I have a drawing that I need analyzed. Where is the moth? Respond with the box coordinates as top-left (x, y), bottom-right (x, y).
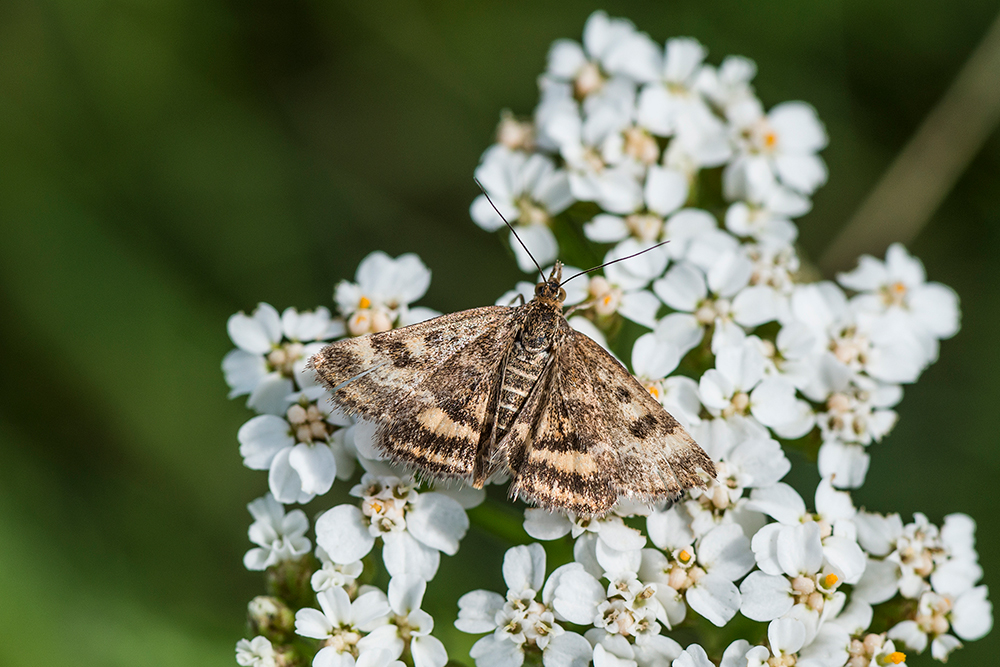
top-left (310, 260), bottom-right (716, 516)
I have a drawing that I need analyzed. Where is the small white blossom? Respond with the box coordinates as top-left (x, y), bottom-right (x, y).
top-left (243, 494), bottom-right (310, 571)
top-left (315, 473), bottom-right (469, 581)
top-left (236, 636), bottom-right (277, 667)
top-left (295, 586), bottom-right (399, 667)
top-left (457, 544), bottom-right (592, 667)
top-left (223, 303), bottom-right (339, 414)
top-left (335, 251), bottom-right (437, 336)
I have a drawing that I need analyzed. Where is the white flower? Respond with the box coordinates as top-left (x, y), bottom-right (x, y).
top-left (236, 636), bottom-right (277, 667)
top-left (315, 473), bottom-right (469, 581)
top-left (312, 548), bottom-right (364, 592)
top-left (471, 146), bottom-right (574, 272)
top-left (838, 242), bottom-right (960, 351)
top-left (726, 100), bottom-right (828, 198)
top-left (243, 494), bottom-right (310, 571)
top-left (739, 519), bottom-right (846, 622)
top-left (549, 539), bottom-right (668, 644)
top-left (585, 239), bottom-right (668, 328)
top-left (544, 11), bottom-right (646, 95)
top-left (457, 544), bottom-right (592, 667)
top-left (295, 586), bottom-right (399, 667)
top-left (640, 522), bottom-right (755, 626)
top-left (238, 400), bottom-right (356, 504)
top-left (746, 479), bottom-right (866, 584)
top-left (386, 575), bottom-right (449, 667)
top-left (335, 251), bottom-right (437, 335)
top-left (635, 38), bottom-right (712, 138)
top-left (223, 303), bottom-right (338, 414)
top-left (698, 338), bottom-right (808, 435)
top-left (887, 586), bottom-right (992, 661)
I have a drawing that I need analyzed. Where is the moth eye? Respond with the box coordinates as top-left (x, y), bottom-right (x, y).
top-left (534, 283), bottom-right (544, 295)
top-left (558, 288), bottom-right (567, 302)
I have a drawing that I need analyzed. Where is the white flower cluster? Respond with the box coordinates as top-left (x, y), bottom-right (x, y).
top-left (224, 252), bottom-right (462, 667)
top-left (455, 9), bottom-right (988, 667)
top-left (224, 11), bottom-right (989, 667)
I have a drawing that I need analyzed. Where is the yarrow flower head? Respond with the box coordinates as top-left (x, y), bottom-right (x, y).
top-left (225, 11), bottom-right (990, 667)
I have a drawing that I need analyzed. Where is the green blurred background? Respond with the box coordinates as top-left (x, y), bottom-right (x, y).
top-left (1, 1), bottom-right (998, 665)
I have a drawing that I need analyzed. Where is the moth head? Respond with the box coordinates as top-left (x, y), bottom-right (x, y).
top-left (534, 262), bottom-right (566, 303)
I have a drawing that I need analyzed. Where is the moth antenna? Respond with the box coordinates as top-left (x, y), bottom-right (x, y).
top-left (474, 178), bottom-right (546, 282)
top-left (559, 240), bottom-right (671, 287)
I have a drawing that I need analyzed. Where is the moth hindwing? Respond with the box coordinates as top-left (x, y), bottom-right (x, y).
top-left (310, 262), bottom-right (716, 516)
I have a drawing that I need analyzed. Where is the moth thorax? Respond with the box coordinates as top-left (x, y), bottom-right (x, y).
top-left (520, 307), bottom-right (559, 353)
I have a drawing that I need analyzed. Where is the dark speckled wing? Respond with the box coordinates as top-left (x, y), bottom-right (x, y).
top-left (311, 305), bottom-right (523, 479)
top-left (509, 325), bottom-right (715, 516)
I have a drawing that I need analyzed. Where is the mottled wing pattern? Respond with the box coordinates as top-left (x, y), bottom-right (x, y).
top-left (510, 324), bottom-right (715, 515)
top-left (311, 306), bottom-right (521, 479)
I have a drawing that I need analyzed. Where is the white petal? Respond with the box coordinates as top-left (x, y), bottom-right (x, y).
top-left (317, 586), bottom-right (354, 625)
top-left (268, 447), bottom-right (304, 504)
top-left (598, 519), bottom-right (647, 552)
top-left (470, 633), bottom-right (524, 667)
top-left (852, 512), bottom-right (902, 557)
top-left (732, 286), bottom-right (779, 327)
top-left (777, 523), bottom-right (823, 576)
top-left (740, 572), bottom-right (793, 621)
top-left (750, 523), bottom-right (784, 575)
top-left (619, 290), bottom-right (663, 330)
top-left (646, 506), bottom-right (695, 551)
top-left (632, 333), bottom-right (680, 379)
top-left (931, 634), bottom-right (963, 662)
top-left (524, 509), bottom-right (573, 540)
top-left (288, 443), bottom-right (336, 496)
top-left (382, 531), bottom-right (440, 580)
top-left (223, 348), bottom-right (269, 396)
top-left (512, 226), bottom-right (559, 274)
top-left (406, 493), bottom-right (469, 555)
top-left (768, 102), bottom-right (827, 152)
top-left (746, 483), bottom-right (805, 525)
top-left (817, 442), bottom-right (870, 489)
top-left (887, 620), bottom-right (927, 654)
top-left (822, 536), bottom-right (866, 584)
top-left (455, 589), bottom-right (506, 633)
top-left (503, 543), bottom-right (547, 593)
top-left (593, 643), bottom-right (636, 667)
top-left (654, 313), bottom-right (703, 357)
top-left (248, 374), bottom-right (295, 415)
top-left (228, 303), bottom-right (281, 353)
top-left (315, 505), bottom-right (376, 564)
top-left (295, 607), bottom-right (334, 639)
top-left (595, 539), bottom-right (641, 576)
top-left (553, 567), bottom-right (606, 624)
top-left (645, 166), bottom-right (688, 216)
top-left (688, 575), bottom-right (741, 626)
top-left (547, 39), bottom-right (587, 78)
top-left (653, 262), bottom-right (707, 312)
top-left (774, 154), bottom-right (827, 194)
top-left (543, 631), bottom-right (593, 667)
top-left (672, 643), bottom-right (714, 667)
top-left (584, 214), bottom-right (629, 243)
top-left (768, 617), bottom-right (806, 655)
top-left (951, 585), bottom-right (993, 641)
top-left (851, 557), bottom-right (900, 604)
top-left (352, 590), bottom-right (393, 630)
top-left (471, 195), bottom-right (514, 232)
top-left (412, 636), bottom-right (448, 667)
top-left (388, 574), bottom-right (426, 615)
top-left (698, 524), bottom-right (754, 581)
top-left (239, 415), bottom-right (294, 470)
top-left (749, 377), bottom-right (799, 428)
top-left (698, 369), bottom-right (734, 412)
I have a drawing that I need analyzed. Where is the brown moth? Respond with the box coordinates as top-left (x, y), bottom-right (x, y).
top-left (310, 262), bottom-right (716, 516)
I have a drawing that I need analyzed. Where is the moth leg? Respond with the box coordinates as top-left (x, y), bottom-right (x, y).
top-left (507, 294), bottom-right (526, 307)
top-left (564, 299), bottom-right (595, 318)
